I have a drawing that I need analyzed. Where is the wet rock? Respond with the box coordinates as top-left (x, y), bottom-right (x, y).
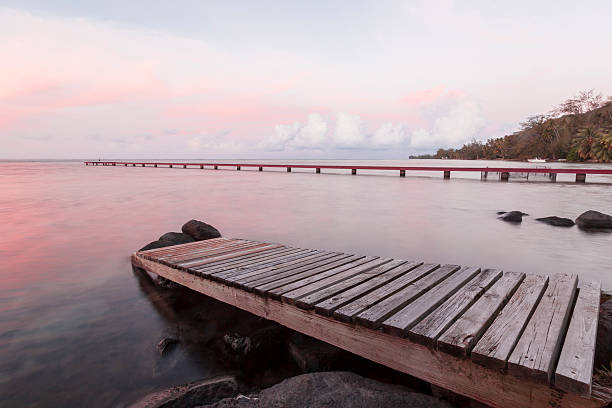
top-left (499, 211), bottom-right (528, 223)
top-left (535, 216), bottom-right (575, 227)
top-left (224, 333), bottom-right (253, 356)
top-left (205, 371), bottom-right (453, 408)
top-left (287, 333), bottom-right (352, 372)
top-left (129, 375), bottom-right (239, 408)
top-left (140, 240), bottom-right (174, 252)
top-left (159, 232), bottom-right (195, 245)
top-left (182, 220), bottom-right (221, 241)
top-left (595, 298), bottom-right (612, 370)
top-left (575, 210), bottom-right (612, 229)
top-left (496, 211), bottom-right (507, 215)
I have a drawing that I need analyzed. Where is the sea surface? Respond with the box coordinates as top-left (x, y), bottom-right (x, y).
top-left (1, 159), bottom-right (612, 407)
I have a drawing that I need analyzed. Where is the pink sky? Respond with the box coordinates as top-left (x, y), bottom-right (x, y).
top-left (1, 2), bottom-right (611, 158)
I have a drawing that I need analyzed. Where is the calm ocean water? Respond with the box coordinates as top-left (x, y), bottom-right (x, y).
top-left (1, 159), bottom-right (612, 407)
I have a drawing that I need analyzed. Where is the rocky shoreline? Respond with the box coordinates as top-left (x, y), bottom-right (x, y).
top-left (131, 220), bottom-right (612, 408)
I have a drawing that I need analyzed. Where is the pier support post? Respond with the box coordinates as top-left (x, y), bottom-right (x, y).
top-left (400, 170), bottom-right (406, 177)
top-left (200, 165), bottom-right (204, 169)
top-left (142, 164), bottom-right (145, 167)
top-left (133, 164), bottom-right (136, 167)
top-left (259, 166), bottom-right (263, 171)
top-left (287, 167), bottom-right (291, 172)
top-left (237, 166), bottom-right (241, 171)
top-left (500, 172), bottom-right (509, 181)
top-left (352, 169), bottom-right (357, 175)
top-left (214, 165), bottom-right (218, 170)
top-left (549, 173), bottom-right (556, 182)
top-left (113, 163), bottom-right (116, 166)
top-left (169, 164), bottom-right (172, 168)
top-left (183, 164), bottom-right (187, 168)
top-left (125, 163), bottom-right (127, 166)
top-left (443, 170), bottom-right (450, 179)
top-left (154, 164), bottom-right (157, 167)
top-left (576, 173), bottom-right (586, 183)
top-left (316, 168), bottom-right (321, 174)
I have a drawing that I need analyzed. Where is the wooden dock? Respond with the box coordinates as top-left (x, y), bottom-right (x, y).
top-left (131, 238), bottom-right (608, 408)
top-left (86, 161), bottom-right (612, 183)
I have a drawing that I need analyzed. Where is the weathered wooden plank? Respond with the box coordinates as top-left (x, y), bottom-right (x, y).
top-left (282, 258), bottom-right (394, 307)
top-left (555, 280), bottom-right (601, 395)
top-left (471, 274), bottom-right (548, 369)
top-left (355, 264), bottom-right (461, 329)
top-left (177, 244), bottom-right (283, 269)
top-left (174, 242), bottom-right (267, 265)
top-left (508, 274), bottom-right (578, 384)
top-left (313, 261), bottom-right (424, 316)
top-left (132, 254), bottom-right (605, 408)
top-left (254, 255), bottom-right (372, 296)
top-left (139, 237), bottom-right (232, 256)
top-left (233, 252), bottom-right (349, 286)
top-left (205, 249), bottom-right (319, 280)
top-left (408, 269), bottom-right (503, 346)
top-left (436, 271), bottom-right (525, 357)
top-left (154, 238), bottom-right (244, 259)
top-left (193, 247), bottom-right (303, 273)
top-left (164, 241), bottom-right (273, 263)
top-left (332, 263), bottom-right (441, 323)
top-left (144, 238), bottom-right (236, 258)
top-left (224, 251), bottom-right (338, 283)
top-left (381, 266), bottom-right (481, 335)
top-left (298, 259), bottom-right (414, 309)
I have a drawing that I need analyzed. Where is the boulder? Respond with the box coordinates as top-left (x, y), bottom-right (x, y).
top-left (206, 372), bottom-right (453, 408)
top-left (159, 232), bottom-right (195, 245)
top-left (286, 333), bottom-right (352, 372)
top-left (595, 298), bottom-right (612, 370)
top-left (139, 240), bottom-right (173, 252)
top-left (182, 220), bottom-right (222, 241)
top-left (128, 376), bottom-right (239, 408)
top-left (535, 216), bottom-right (575, 227)
top-left (575, 210), bottom-right (612, 229)
top-left (499, 211), bottom-right (528, 223)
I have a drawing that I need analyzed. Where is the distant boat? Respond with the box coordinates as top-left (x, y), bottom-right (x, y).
top-left (527, 158), bottom-right (546, 163)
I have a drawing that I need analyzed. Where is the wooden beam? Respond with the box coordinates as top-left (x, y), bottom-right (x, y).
top-left (132, 254), bottom-right (605, 408)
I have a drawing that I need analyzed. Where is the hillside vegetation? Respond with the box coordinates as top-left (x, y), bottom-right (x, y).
top-left (425, 90), bottom-right (612, 162)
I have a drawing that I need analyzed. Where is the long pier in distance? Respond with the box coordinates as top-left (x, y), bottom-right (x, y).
top-left (85, 160), bottom-right (612, 183)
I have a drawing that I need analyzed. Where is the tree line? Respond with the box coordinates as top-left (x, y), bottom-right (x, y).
top-left (411, 90), bottom-right (612, 162)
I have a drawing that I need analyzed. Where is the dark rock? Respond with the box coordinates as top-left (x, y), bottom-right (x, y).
top-left (595, 298), bottom-right (612, 370)
top-left (157, 337), bottom-right (179, 356)
top-left (129, 375), bottom-right (239, 408)
top-left (287, 333), bottom-right (352, 372)
top-left (575, 210), bottom-right (612, 229)
top-left (535, 216), bottom-right (575, 227)
top-left (205, 372), bottom-right (453, 408)
top-left (496, 211), bottom-right (507, 215)
top-left (182, 219), bottom-right (222, 241)
top-left (140, 240), bottom-right (173, 252)
top-left (159, 232), bottom-right (195, 245)
top-left (499, 211), bottom-right (528, 223)
top-left (223, 333), bottom-right (253, 356)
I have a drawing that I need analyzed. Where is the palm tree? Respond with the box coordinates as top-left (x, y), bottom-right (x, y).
top-left (571, 127), bottom-right (599, 160)
top-left (592, 131), bottom-right (612, 163)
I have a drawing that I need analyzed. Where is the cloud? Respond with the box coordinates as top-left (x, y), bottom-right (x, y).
top-left (410, 99), bottom-right (485, 149)
top-left (261, 113), bottom-right (328, 151)
top-left (264, 98), bottom-right (483, 152)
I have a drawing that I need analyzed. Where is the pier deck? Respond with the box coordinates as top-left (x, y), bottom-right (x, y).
top-left (132, 238), bottom-right (607, 408)
top-left (86, 161), bottom-right (612, 183)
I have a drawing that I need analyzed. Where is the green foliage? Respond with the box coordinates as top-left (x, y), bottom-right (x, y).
top-left (432, 91), bottom-right (612, 162)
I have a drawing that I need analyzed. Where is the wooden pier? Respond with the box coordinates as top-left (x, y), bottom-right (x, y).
top-left (131, 238), bottom-right (608, 408)
top-left (85, 161), bottom-right (612, 183)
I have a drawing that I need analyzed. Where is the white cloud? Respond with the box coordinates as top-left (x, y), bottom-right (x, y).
top-left (371, 122), bottom-right (410, 148)
top-left (332, 112), bottom-right (367, 148)
top-left (260, 113), bottom-right (329, 151)
top-left (410, 99), bottom-right (485, 149)
top-left (264, 99), bottom-right (484, 153)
